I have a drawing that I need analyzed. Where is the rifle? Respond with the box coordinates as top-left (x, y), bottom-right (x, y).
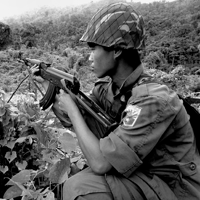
top-left (19, 58), bottom-right (117, 131)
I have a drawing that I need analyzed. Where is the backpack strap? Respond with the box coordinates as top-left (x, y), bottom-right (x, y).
top-left (178, 95), bottom-right (200, 153)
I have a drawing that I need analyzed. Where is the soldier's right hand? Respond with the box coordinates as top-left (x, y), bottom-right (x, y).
top-left (31, 65), bottom-right (49, 90)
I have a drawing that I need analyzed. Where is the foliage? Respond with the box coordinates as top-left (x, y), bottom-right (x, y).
top-left (147, 65), bottom-right (200, 111)
top-left (1, 0), bottom-right (199, 72)
top-left (0, 22), bottom-right (11, 50)
top-left (0, 49), bottom-right (200, 199)
top-left (0, 88), bottom-right (87, 199)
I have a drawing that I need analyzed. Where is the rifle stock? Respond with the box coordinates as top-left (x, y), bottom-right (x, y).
top-left (21, 58), bottom-right (117, 130)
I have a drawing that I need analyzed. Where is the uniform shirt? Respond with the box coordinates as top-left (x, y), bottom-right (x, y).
top-left (87, 64), bottom-right (200, 200)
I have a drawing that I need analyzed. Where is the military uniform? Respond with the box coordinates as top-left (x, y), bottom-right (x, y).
top-left (63, 65), bottom-right (200, 200)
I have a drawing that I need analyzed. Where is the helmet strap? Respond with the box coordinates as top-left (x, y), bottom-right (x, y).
top-left (114, 49), bottom-right (122, 60)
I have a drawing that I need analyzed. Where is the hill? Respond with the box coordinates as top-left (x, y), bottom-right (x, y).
top-left (0, 0), bottom-right (200, 94)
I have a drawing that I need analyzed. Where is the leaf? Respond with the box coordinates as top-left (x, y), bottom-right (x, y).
top-left (41, 149), bottom-right (60, 164)
top-left (18, 104), bottom-right (27, 114)
top-left (0, 98), bottom-right (6, 117)
top-left (0, 165), bottom-right (8, 174)
top-left (58, 132), bottom-right (77, 153)
top-left (9, 105), bottom-right (20, 114)
top-left (70, 163), bottom-right (80, 176)
top-left (5, 151), bottom-right (17, 163)
top-left (46, 118), bottom-right (55, 126)
top-left (0, 139), bottom-right (7, 146)
top-left (6, 170), bottom-right (31, 185)
top-left (29, 188), bottom-right (44, 199)
top-left (16, 182), bottom-right (32, 198)
top-left (48, 139), bottom-right (58, 149)
top-left (33, 123), bottom-right (49, 146)
top-left (26, 106), bottom-right (36, 117)
top-left (70, 155), bottom-right (81, 163)
top-left (76, 158), bottom-right (86, 170)
top-left (2, 109), bottom-right (11, 126)
top-left (43, 190), bottom-right (55, 200)
top-left (3, 185), bottom-right (22, 199)
top-left (16, 161), bottom-right (28, 170)
top-left (15, 136), bottom-right (27, 143)
top-left (59, 168), bottom-right (70, 184)
top-left (5, 140), bottom-right (16, 149)
top-left (40, 187), bottom-right (50, 195)
top-left (29, 136), bottom-right (33, 144)
top-left (0, 106), bottom-right (6, 117)
top-left (48, 157), bottom-right (71, 184)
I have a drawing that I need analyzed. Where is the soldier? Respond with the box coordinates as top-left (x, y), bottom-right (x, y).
top-left (34, 2), bottom-right (200, 200)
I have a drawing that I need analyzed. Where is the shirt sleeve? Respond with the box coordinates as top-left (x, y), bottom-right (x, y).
top-left (100, 132), bottom-right (143, 177)
top-left (83, 81), bottom-right (109, 139)
top-left (100, 84), bottom-right (183, 177)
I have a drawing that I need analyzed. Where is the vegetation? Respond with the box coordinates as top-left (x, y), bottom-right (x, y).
top-left (0, 0), bottom-right (200, 199)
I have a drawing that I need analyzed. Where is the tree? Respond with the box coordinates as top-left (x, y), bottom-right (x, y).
top-left (0, 22), bottom-right (11, 50)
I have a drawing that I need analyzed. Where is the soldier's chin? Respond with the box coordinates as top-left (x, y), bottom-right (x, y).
top-left (96, 73), bottom-right (105, 79)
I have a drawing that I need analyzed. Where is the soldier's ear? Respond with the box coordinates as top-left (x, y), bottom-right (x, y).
top-left (114, 49), bottom-right (122, 59)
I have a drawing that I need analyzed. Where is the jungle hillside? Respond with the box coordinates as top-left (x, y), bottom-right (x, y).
top-left (0, 0), bottom-right (200, 91)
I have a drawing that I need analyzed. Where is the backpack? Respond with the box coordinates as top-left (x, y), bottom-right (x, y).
top-left (178, 95), bottom-right (200, 153)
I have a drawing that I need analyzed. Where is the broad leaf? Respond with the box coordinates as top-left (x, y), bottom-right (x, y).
top-left (16, 161), bottom-right (28, 170)
top-left (76, 158), bottom-right (86, 170)
top-left (5, 140), bottom-right (16, 149)
top-left (5, 151), bottom-right (17, 163)
top-left (3, 185), bottom-right (22, 199)
top-left (41, 149), bottom-right (60, 164)
top-left (33, 123), bottom-right (49, 146)
top-left (6, 170), bottom-right (31, 185)
top-left (43, 190), bottom-right (55, 200)
top-left (0, 165), bottom-right (8, 174)
top-left (0, 139), bottom-right (7, 146)
top-left (15, 136), bottom-right (27, 143)
top-left (48, 139), bottom-right (58, 149)
top-left (48, 157), bottom-right (70, 184)
top-left (58, 132), bottom-right (77, 153)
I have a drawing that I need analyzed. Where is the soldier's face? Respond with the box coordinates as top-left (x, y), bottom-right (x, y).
top-left (89, 45), bottom-right (115, 78)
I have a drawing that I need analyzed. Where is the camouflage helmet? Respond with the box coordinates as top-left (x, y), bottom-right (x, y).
top-left (80, 2), bottom-right (145, 49)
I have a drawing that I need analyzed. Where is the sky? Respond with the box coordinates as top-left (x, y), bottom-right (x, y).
top-left (0, 0), bottom-right (175, 21)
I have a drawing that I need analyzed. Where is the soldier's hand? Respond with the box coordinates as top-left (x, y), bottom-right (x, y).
top-left (31, 65), bottom-right (49, 90)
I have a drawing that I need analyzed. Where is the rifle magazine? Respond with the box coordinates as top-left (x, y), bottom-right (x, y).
top-left (40, 83), bottom-right (57, 110)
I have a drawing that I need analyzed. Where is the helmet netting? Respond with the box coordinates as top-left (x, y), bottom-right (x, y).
top-left (80, 2), bottom-right (145, 49)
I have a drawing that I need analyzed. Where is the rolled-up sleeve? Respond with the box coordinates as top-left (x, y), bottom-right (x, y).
top-left (100, 132), bottom-right (142, 177)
